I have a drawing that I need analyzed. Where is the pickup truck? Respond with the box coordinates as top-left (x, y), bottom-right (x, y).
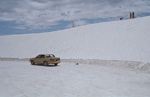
top-left (29, 54), bottom-right (60, 66)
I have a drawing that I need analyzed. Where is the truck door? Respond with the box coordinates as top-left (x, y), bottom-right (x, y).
top-left (35, 55), bottom-right (41, 63)
top-left (39, 55), bottom-right (45, 64)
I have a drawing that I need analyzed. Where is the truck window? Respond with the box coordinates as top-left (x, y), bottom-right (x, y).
top-left (46, 55), bottom-right (50, 58)
top-left (40, 55), bottom-right (45, 58)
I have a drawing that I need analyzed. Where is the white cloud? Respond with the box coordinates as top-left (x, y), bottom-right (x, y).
top-left (74, 20), bottom-right (89, 27)
top-left (12, 26), bottom-right (26, 30)
top-left (0, 0), bottom-right (150, 30)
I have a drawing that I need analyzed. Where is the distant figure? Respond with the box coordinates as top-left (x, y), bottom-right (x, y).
top-left (132, 11), bottom-right (135, 18)
top-left (130, 12), bottom-right (132, 19)
top-left (72, 22), bottom-right (75, 28)
top-left (120, 17), bottom-right (124, 20)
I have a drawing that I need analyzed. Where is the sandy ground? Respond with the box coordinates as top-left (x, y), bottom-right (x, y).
top-left (1, 16), bottom-right (150, 63)
top-left (0, 61), bottom-right (150, 97)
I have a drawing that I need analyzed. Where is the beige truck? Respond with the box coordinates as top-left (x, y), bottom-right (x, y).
top-left (29, 54), bottom-right (60, 66)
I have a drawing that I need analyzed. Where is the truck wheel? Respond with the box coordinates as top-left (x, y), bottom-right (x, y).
top-left (31, 60), bottom-right (35, 65)
top-left (54, 63), bottom-right (58, 66)
top-left (44, 61), bottom-right (48, 66)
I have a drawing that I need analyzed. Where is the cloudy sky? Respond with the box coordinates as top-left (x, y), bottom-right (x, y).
top-left (0, 0), bottom-right (150, 35)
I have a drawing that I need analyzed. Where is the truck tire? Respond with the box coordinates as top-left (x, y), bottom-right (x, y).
top-left (31, 60), bottom-right (35, 65)
top-left (54, 63), bottom-right (58, 66)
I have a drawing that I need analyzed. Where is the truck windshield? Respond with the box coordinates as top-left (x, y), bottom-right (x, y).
top-left (50, 54), bottom-right (55, 57)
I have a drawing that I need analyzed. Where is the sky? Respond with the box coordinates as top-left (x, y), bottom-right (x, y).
top-left (0, 0), bottom-right (150, 36)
